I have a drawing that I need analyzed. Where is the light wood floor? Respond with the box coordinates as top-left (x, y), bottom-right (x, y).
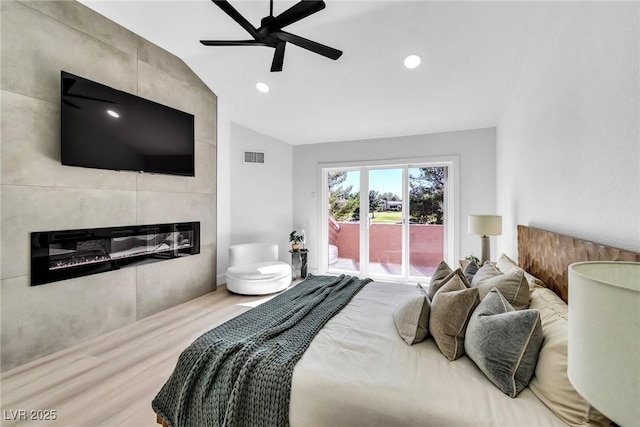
top-left (0, 286), bottom-right (268, 427)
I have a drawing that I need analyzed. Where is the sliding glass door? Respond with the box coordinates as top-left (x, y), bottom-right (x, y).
top-left (326, 170), bottom-right (360, 273)
top-left (323, 161), bottom-right (452, 282)
top-left (367, 168), bottom-right (404, 279)
top-left (408, 166), bottom-right (447, 277)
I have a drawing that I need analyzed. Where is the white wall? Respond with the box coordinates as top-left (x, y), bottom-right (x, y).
top-left (497, 1), bottom-right (640, 257)
top-left (216, 123), bottom-right (292, 282)
top-left (292, 128), bottom-right (497, 274)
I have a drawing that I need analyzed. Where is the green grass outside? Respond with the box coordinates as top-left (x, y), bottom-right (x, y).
top-left (371, 211), bottom-right (403, 223)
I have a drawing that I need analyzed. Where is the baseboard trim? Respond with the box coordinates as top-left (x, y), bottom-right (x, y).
top-left (217, 273), bottom-right (227, 286)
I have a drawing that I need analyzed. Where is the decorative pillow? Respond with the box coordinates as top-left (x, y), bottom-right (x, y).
top-left (416, 282), bottom-right (428, 296)
top-left (429, 274), bottom-right (480, 361)
top-left (496, 253), bottom-right (546, 290)
top-left (471, 269), bottom-right (530, 310)
top-left (427, 261), bottom-right (453, 299)
top-left (470, 262), bottom-right (502, 286)
top-left (528, 287), bottom-right (610, 426)
top-left (462, 259), bottom-right (480, 282)
top-left (495, 252), bottom-right (519, 274)
top-left (393, 292), bottom-right (430, 345)
top-left (465, 288), bottom-right (543, 398)
top-left (429, 268), bottom-right (470, 301)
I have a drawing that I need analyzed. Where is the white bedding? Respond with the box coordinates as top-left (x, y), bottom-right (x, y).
top-left (290, 281), bottom-right (567, 427)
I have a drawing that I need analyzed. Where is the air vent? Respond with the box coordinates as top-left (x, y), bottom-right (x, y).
top-left (243, 150), bottom-right (265, 164)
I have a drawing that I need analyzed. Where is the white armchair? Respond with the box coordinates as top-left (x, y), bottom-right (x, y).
top-left (226, 243), bottom-right (292, 295)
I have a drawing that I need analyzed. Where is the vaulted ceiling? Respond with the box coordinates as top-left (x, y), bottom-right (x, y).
top-left (80, 1), bottom-right (535, 145)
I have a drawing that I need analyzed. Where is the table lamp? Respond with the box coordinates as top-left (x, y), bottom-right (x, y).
top-left (568, 262), bottom-right (640, 426)
top-left (468, 215), bottom-right (502, 263)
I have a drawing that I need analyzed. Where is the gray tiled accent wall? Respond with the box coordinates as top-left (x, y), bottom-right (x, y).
top-left (0, 0), bottom-right (217, 371)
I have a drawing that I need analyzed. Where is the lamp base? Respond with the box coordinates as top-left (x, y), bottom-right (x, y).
top-left (480, 235), bottom-right (490, 264)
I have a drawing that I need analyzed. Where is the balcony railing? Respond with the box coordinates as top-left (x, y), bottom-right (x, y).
top-left (330, 221), bottom-right (444, 276)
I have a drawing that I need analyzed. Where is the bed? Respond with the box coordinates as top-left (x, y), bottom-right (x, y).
top-left (154, 225), bottom-right (640, 427)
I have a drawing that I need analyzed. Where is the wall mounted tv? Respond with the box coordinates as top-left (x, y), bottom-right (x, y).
top-left (61, 71), bottom-right (195, 177)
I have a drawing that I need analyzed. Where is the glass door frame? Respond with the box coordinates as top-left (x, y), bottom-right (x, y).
top-left (365, 166), bottom-right (408, 280)
top-left (319, 156), bottom-right (459, 282)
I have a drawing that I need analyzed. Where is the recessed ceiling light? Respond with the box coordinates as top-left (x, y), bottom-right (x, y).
top-left (256, 82), bottom-right (270, 93)
top-left (404, 54), bottom-right (422, 69)
top-left (107, 109), bottom-right (120, 118)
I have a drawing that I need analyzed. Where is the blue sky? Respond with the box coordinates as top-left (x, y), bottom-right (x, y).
top-left (341, 169), bottom-right (403, 198)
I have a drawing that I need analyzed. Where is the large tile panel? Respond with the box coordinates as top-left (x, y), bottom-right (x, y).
top-left (1, 185), bottom-right (136, 279)
top-left (135, 245), bottom-right (216, 319)
top-left (136, 140), bottom-right (216, 195)
top-left (0, 270), bottom-right (136, 371)
top-left (20, 0), bottom-right (138, 56)
top-left (137, 37), bottom-right (211, 93)
top-left (1, 90), bottom-right (137, 190)
top-left (0, 0), bottom-right (217, 370)
top-left (137, 62), bottom-right (217, 145)
top-left (136, 192), bottom-right (216, 247)
top-left (0, 1), bottom-right (137, 102)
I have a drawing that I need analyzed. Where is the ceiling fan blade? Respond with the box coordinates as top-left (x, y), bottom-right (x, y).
top-left (200, 40), bottom-right (272, 47)
top-left (261, 0), bottom-right (325, 33)
top-left (275, 31), bottom-right (342, 60)
top-left (270, 41), bottom-right (286, 72)
top-left (212, 0), bottom-right (261, 40)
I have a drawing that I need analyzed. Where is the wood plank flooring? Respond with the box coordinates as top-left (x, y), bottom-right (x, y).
top-left (0, 287), bottom-right (268, 427)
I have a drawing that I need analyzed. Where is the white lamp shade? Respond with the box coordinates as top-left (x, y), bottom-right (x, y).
top-left (468, 215), bottom-right (502, 236)
top-left (568, 262), bottom-right (640, 426)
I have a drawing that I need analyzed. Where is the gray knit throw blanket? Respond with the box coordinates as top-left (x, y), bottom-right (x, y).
top-left (152, 274), bottom-right (372, 427)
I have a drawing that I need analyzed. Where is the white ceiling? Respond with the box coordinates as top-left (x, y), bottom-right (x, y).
top-left (79, 0), bottom-right (534, 145)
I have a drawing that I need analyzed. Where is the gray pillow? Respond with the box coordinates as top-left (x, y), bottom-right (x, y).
top-left (427, 261), bottom-right (453, 299)
top-left (462, 260), bottom-right (479, 282)
top-left (465, 288), bottom-right (543, 398)
top-left (393, 293), bottom-right (430, 345)
top-left (471, 269), bottom-right (530, 310)
top-left (429, 274), bottom-right (480, 360)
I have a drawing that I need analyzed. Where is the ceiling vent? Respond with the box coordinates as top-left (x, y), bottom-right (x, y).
top-left (243, 150), bottom-right (265, 164)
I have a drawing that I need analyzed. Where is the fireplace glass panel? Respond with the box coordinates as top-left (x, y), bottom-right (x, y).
top-left (31, 222), bottom-right (199, 285)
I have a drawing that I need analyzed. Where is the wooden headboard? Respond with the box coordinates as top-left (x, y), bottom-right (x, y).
top-left (517, 225), bottom-right (640, 303)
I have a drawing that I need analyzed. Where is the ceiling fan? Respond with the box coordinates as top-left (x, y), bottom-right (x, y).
top-left (200, 0), bottom-right (343, 72)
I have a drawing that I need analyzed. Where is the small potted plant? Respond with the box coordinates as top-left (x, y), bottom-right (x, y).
top-left (289, 231), bottom-right (303, 251)
top-left (465, 254), bottom-right (481, 266)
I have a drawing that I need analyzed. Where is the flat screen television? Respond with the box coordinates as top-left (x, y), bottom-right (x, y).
top-left (61, 71), bottom-right (195, 177)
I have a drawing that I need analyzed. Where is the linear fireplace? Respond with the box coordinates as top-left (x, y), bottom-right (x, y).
top-left (31, 222), bottom-right (200, 286)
